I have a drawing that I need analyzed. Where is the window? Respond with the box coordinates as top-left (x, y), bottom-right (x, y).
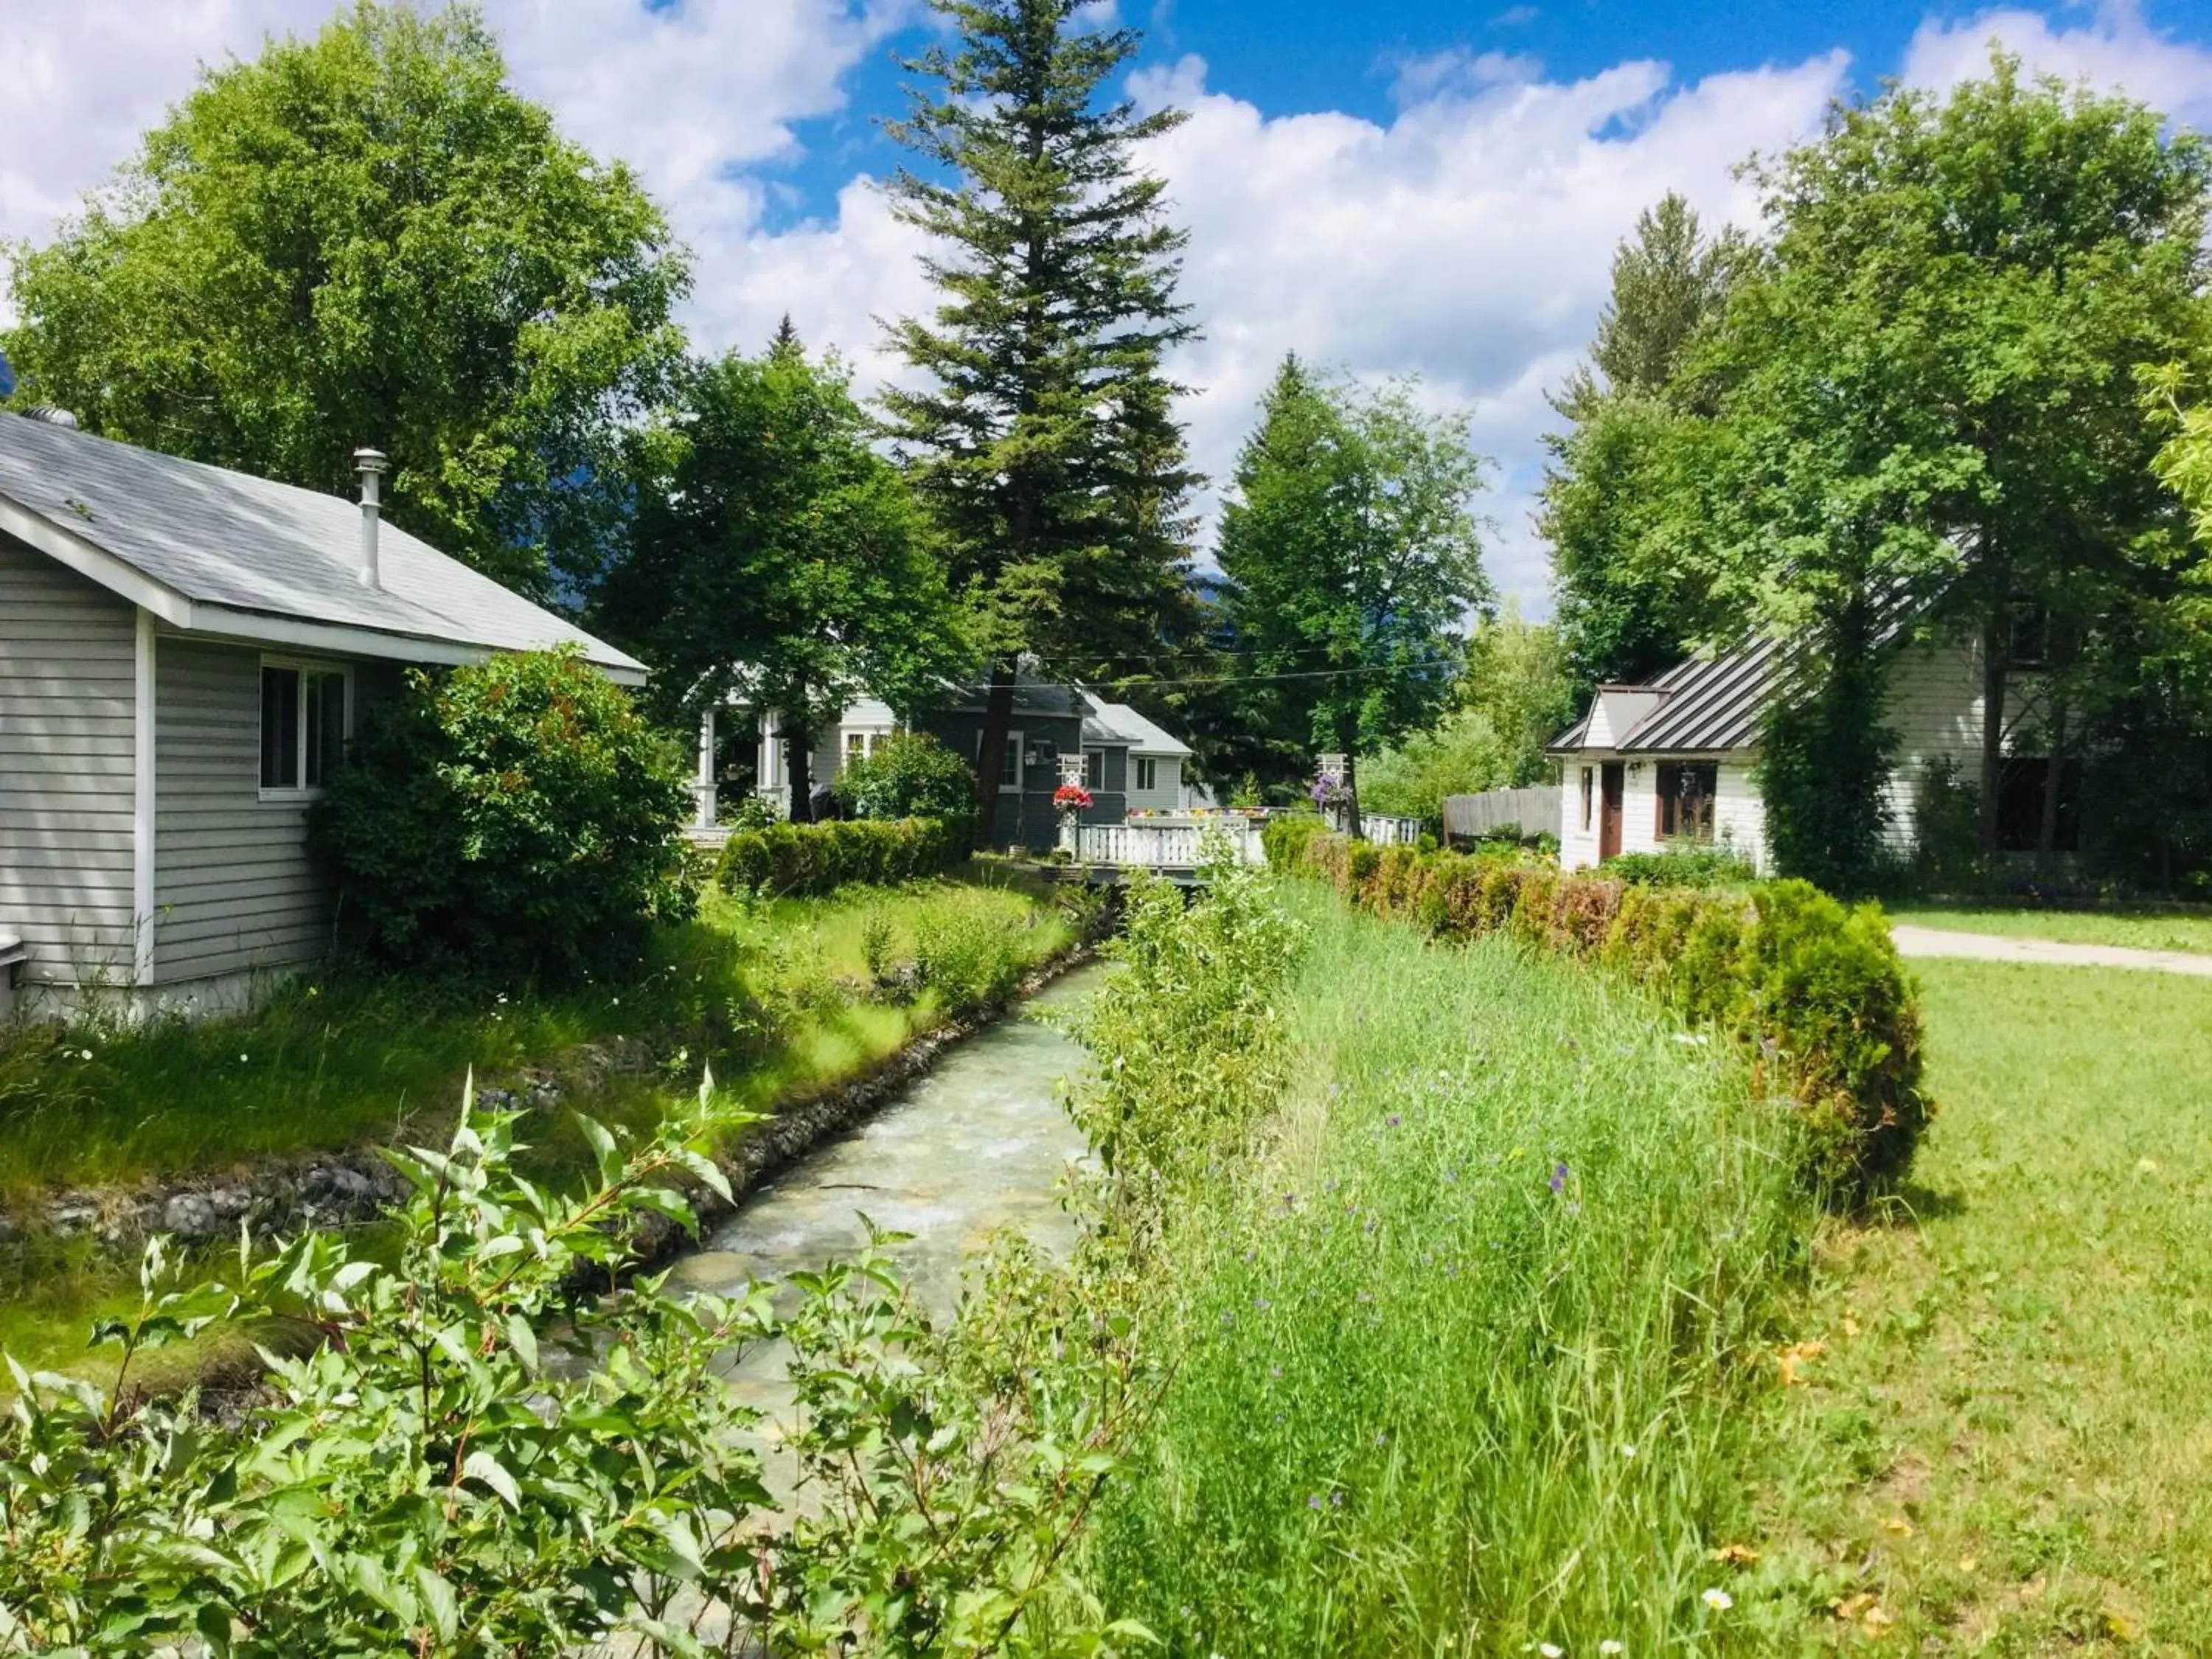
top-left (260, 663), bottom-right (349, 793)
top-left (1655, 759), bottom-right (1717, 843)
top-left (845, 731), bottom-right (867, 770)
top-left (1579, 766), bottom-right (1594, 832)
top-left (1134, 756), bottom-right (1158, 793)
top-left (1996, 757), bottom-right (2081, 852)
top-left (978, 728), bottom-right (1025, 792)
top-left (1083, 749), bottom-right (1105, 789)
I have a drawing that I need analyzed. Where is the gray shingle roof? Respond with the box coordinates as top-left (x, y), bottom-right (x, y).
top-left (0, 412), bottom-right (642, 677)
top-left (1084, 698), bottom-right (1193, 757)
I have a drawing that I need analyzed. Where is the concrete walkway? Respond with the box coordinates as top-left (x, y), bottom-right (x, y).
top-left (1890, 924), bottom-right (2212, 978)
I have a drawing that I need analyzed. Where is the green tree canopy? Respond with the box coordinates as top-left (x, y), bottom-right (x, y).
top-left (880, 0), bottom-right (1200, 836)
top-left (2, 1), bottom-right (688, 596)
top-left (602, 333), bottom-right (965, 822)
top-left (1213, 356), bottom-right (1492, 824)
top-left (1541, 193), bottom-right (1745, 691)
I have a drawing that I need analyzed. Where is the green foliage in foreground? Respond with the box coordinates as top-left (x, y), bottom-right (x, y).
top-left (311, 647), bottom-right (696, 981)
top-left (714, 815), bottom-right (967, 899)
top-left (0, 1085), bottom-right (1150, 1655)
top-left (1295, 835), bottom-right (1927, 1205)
top-left (1082, 882), bottom-right (1809, 1652)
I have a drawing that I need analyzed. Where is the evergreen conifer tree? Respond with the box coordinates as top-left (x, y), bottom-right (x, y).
top-left (880, 0), bottom-right (1199, 838)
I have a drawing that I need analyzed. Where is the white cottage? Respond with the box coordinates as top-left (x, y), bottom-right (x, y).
top-left (0, 410), bottom-right (644, 1016)
top-left (1549, 636), bottom-right (2051, 874)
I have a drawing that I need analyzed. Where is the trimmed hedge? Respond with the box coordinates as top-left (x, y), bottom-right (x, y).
top-left (1285, 834), bottom-right (1928, 1206)
top-left (716, 817), bottom-right (964, 897)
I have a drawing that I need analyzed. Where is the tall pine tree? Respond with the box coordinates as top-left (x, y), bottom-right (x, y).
top-left (880, 0), bottom-right (1199, 838)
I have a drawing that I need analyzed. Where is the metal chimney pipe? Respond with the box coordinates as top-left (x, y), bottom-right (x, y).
top-left (354, 448), bottom-right (389, 588)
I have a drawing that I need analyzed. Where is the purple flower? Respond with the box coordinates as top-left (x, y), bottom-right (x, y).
top-left (1550, 1161), bottom-right (1570, 1194)
top-left (1330, 1489), bottom-right (1346, 1508)
top-left (1307, 1493), bottom-right (1324, 1511)
top-left (1386, 1113), bottom-right (1402, 1127)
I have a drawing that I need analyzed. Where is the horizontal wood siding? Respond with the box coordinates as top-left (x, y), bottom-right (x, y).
top-left (153, 639), bottom-right (332, 981)
top-left (1124, 754), bottom-right (1183, 814)
top-left (0, 535), bottom-right (138, 982)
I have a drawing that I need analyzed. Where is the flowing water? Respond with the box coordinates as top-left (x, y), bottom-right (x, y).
top-left (657, 964), bottom-right (1104, 1455)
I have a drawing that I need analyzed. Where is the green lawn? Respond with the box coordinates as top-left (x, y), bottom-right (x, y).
top-left (1889, 903), bottom-right (2212, 956)
top-left (1746, 959), bottom-right (2212, 1650)
top-left (0, 867), bottom-right (1076, 1378)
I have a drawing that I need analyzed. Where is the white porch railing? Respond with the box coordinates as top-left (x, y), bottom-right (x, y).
top-left (1077, 821), bottom-right (1266, 869)
top-left (1360, 813), bottom-right (1425, 846)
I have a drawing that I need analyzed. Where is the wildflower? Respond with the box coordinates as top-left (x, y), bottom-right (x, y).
top-left (1329, 1489), bottom-right (1344, 1508)
top-left (1269, 1365), bottom-right (1281, 1379)
top-left (1374, 1430), bottom-right (1388, 1447)
top-left (1539, 1645), bottom-right (1565, 1659)
top-left (1307, 1493), bottom-right (1324, 1511)
top-left (1702, 1587), bottom-right (1733, 1613)
top-left (238, 1053), bottom-right (249, 1063)
top-left (1619, 1443), bottom-right (1636, 1459)
top-left (1550, 1161), bottom-right (1569, 1194)
top-left (1600, 1644), bottom-right (1625, 1655)
top-left (1386, 1113), bottom-right (1402, 1127)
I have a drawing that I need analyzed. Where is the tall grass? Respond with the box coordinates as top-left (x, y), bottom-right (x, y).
top-left (1089, 883), bottom-right (1810, 1654)
top-left (0, 872), bottom-right (1071, 1197)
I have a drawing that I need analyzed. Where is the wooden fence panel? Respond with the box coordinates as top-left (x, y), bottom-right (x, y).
top-left (1441, 787), bottom-right (1558, 844)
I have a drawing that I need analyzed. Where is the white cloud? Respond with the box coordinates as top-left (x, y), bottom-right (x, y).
top-left (12, 4), bottom-right (2211, 612)
top-left (0, 1), bottom-right (903, 321)
top-left (1903, 1), bottom-right (2212, 128)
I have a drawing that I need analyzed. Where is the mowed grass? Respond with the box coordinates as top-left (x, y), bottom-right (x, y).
top-left (1889, 903), bottom-right (2212, 956)
top-left (1089, 884), bottom-right (1812, 1655)
top-left (1746, 959), bottom-right (2212, 1651)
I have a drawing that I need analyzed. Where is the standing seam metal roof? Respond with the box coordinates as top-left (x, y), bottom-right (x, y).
top-left (1548, 639), bottom-right (1781, 756)
top-left (0, 412), bottom-right (643, 674)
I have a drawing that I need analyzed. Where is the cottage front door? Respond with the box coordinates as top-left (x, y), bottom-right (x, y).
top-left (1599, 762), bottom-right (1624, 861)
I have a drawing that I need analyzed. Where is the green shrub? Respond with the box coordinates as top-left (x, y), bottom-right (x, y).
top-left (0, 1088), bottom-right (1135, 1650)
top-left (310, 647), bottom-right (696, 981)
top-left (1606, 844), bottom-right (1758, 888)
top-left (1287, 832), bottom-right (1929, 1206)
top-left (912, 890), bottom-right (1034, 1016)
top-left (1259, 811), bottom-right (1328, 871)
top-left (831, 731), bottom-right (978, 837)
top-left (714, 816), bottom-right (961, 897)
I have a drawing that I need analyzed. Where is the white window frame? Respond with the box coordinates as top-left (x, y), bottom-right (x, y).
top-left (258, 655), bottom-right (353, 801)
top-left (1133, 755), bottom-right (1159, 793)
top-left (1580, 766), bottom-right (1594, 832)
top-left (1082, 748), bottom-right (1105, 790)
top-left (978, 727), bottom-right (1026, 793)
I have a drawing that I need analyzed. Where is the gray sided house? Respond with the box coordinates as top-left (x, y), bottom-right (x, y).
top-left (1548, 636), bottom-right (2052, 874)
top-left (0, 411), bottom-right (644, 1017)
top-left (698, 669), bottom-right (1196, 852)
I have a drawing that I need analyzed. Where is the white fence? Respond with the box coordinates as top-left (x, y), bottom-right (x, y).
top-left (1077, 821), bottom-right (1266, 869)
top-left (1441, 786), bottom-right (1557, 844)
top-left (1360, 813), bottom-right (1425, 846)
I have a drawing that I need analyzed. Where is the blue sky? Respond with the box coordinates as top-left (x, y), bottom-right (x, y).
top-left (762, 0), bottom-right (2212, 229)
top-left (7, 0), bottom-right (2212, 605)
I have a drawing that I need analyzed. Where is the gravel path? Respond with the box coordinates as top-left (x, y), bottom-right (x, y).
top-left (1890, 924), bottom-right (2212, 978)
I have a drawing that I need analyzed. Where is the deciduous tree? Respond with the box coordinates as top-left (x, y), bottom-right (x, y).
top-left (1, 1), bottom-right (687, 597)
top-left (602, 333), bottom-right (964, 823)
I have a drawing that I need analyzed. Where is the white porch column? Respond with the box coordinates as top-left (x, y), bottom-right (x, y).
top-left (694, 708), bottom-right (717, 830)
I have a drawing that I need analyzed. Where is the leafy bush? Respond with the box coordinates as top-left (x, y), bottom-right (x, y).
top-left (1287, 832), bottom-right (1929, 1206)
top-left (715, 817), bottom-right (963, 897)
top-left (912, 889), bottom-right (1038, 1016)
top-left (832, 731), bottom-right (978, 836)
top-left (0, 1085), bottom-right (1143, 1652)
top-left (1607, 844), bottom-right (1759, 888)
top-left (1907, 755), bottom-right (1983, 893)
top-left (1259, 812), bottom-right (1329, 871)
top-left (310, 647), bottom-right (695, 981)
top-left (1064, 847), bottom-right (1307, 1185)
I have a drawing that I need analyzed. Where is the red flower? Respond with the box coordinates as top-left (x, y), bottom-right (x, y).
top-left (1053, 783), bottom-right (1093, 810)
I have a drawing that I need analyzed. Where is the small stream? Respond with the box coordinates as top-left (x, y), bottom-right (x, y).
top-left (658, 964), bottom-right (1104, 1433)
